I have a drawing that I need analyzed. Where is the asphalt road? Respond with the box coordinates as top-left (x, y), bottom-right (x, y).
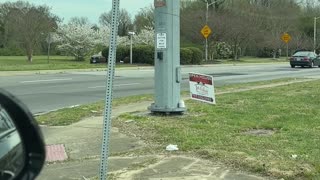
top-left (1, 63), bottom-right (320, 114)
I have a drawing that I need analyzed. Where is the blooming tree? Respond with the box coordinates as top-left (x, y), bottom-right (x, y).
top-left (56, 22), bottom-right (110, 61)
top-left (135, 27), bottom-right (154, 46)
top-left (56, 21), bottom-right (155, 61)
top-left (117, 27), bottom-right (155, 47)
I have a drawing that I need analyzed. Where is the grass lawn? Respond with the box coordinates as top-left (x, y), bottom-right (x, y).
top-left (37, 78), bottom-right (302, 126)
top-left (0, 56), bottom-right (140, 71)
top-left (215, 57), bottom-right (288, 64)
top-left (117, 80), bottom-right (320, 179)
top-left (0, 56), bottom-right (288, 71)
top-left (36, 94), bottom-right (153, 126)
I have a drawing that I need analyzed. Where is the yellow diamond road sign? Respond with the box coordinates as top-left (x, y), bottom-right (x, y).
top-left (281, 33), bottom-right (291, 44)
top-left (201, 25), bottom-right (212, 39)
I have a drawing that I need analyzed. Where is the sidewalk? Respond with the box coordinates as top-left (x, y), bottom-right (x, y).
top-left (37, 101), bottom-right (271, 180)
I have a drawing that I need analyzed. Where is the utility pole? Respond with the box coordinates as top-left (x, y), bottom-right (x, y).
top-left (314, 17), bottom-right (320, 53)
top-left (204, 0), bottom-right (216, 61)
top-left (205, 1), bottom-right (209, 61)
top-left (150, 0), bottom-right (186, 114)
top-left (47, 33), bottom-right (52, 64)
top-left (128, 31), bottom-right (135, 64)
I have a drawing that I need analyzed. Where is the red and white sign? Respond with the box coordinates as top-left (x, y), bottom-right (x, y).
top-left (189, 73), bottom-right (215, 104)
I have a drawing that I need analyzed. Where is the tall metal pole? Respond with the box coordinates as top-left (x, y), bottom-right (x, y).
top-left (47, 42), bottom-right (50, 64)
top-left (47, 33), bottom-right (51, 64)
top-left (99, 0), bottom-right (120, 179)
top-left (314, 17), bottom-right (317, 53)
top-left (205, 1), bottom-right (209, 61)
top-left (286, 43), bottom-right (289, 60)
top-left (150, 0), bottom-right (185, 114)
top-left (130, 35), bottom-right (133, 64)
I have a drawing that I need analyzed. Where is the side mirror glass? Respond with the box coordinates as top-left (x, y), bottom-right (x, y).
top-left (0, 106), bottom-right (24, 180)
top-left (0, 89), bottom-right (45, 180)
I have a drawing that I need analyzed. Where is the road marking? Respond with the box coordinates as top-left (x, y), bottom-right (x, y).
top-left (138, 69), bottom-right (153, 72)
top-left (88, 83), bottom-right (141, 89)
top-left (20, 78), bottom-right (72, 84)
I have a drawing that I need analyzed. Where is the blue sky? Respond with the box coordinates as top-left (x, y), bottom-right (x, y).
top-left (0, 0), bottom-right (153, 24)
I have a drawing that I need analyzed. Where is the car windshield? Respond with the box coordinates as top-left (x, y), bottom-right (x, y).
top-left (1, 0), bottom-right (320, 180)
top-left (293, 51), bottom-right (311, 56)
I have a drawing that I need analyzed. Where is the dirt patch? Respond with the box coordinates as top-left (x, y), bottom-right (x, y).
top-left (243, 129), bottom-right (276, 136)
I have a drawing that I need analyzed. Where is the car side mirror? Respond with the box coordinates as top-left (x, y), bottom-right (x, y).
top-left (0, 89), bottom-right (45, 180)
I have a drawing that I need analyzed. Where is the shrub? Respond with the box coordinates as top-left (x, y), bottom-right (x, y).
top-left (102, 46), bottom-right (203, 65)
top-left (180, 48), bottom-right (193, 65)
top-left (132, 45), bottom-right (154, 65)
top-left (215, 42), bottom-right (232, 59)
top-left (186, 47), bottom-right (203, 65)
top-left (102, 46), bottom-right (130, 63)
top-left (257, 47), bottom-right (273, 58)
top-left (116, 46), bottom-right (130, 62)
top-left (0, 47), bottom-right (25, 56)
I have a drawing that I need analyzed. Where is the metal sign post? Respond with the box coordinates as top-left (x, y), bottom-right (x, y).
top-left (281, 32), bottom-right (291, 60)
top-left (201, 25), bottom-right (212, 61)
top-left (99, 0), bottom-right (120, 179)
top-left (150, 0), bottom-right (186, 114)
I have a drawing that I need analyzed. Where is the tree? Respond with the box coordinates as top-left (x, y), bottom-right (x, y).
top-left (56, 20), bottom-right (110, 61)
top-left (69, 17), bottom-right (90, 26)
top-left (135, 27), bottom-right (154, 45)
top-left (4, 1), bottom-right (58, 62)
top-left (99, 9), bottom-right (133, 36)
top-left (118, 27), bottom-right (154, 47)
top-left (133, 6), bottom-right (154, 33)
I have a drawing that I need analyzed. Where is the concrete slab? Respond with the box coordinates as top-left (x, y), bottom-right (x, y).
top-left (38, 156), bottom-right (156, 180)
top-left (37, 102), bottom-right (271, 180)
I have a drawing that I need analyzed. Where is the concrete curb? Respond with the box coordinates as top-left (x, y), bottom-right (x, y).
top-left (0, 62), bottom-right (288, 77)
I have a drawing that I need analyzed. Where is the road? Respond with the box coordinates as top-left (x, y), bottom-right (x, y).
top-left (1, 63), bottom-right (320, 114)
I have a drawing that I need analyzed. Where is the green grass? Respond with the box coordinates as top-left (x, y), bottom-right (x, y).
top-left (36, 94), bottom-right (153, 126)
top-left (0, 56), bottom-right (142, 71)
top-left (117, 80), bottom-right (320, 179)
top-left (0, 55), bottom-right (288, 71)
top-left (213, 56), bottom-right (288, 64)
top-left (37, 78), bottom-right (303, 127)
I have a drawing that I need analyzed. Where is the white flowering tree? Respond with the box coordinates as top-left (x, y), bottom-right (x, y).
top-left (56, 22), bottom-right (110, 61)
top-left (117, 27), bottom-right (155, 47)
top-left (135, 27), bottom-right (154, 46)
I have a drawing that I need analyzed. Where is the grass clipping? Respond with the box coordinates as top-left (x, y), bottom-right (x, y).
top-left (116, 80), bottom-right (320, 179)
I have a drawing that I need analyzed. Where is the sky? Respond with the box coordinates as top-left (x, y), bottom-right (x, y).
top-left (0, 0), bottom-right (153, 24)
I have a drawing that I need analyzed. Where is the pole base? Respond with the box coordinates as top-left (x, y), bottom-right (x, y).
top-left (149, 103), bottom-right (186, 115)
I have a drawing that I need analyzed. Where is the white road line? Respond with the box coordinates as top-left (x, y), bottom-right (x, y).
top-left (20, 78), bottom-right (72, 84)
top-left (88, 83), bottom-right (141, 89)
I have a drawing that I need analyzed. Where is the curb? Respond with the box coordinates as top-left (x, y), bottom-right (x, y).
top-left (0, 63), bottom-right (288, 77)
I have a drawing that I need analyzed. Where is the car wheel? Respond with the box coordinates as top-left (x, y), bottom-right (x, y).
top-left (291, 65), bottom-right (295, 68)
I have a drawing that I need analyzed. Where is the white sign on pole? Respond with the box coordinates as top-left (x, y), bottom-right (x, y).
top-left (157, 33), bottom-right (167, 49)
top-left (189, 73), bottom-right (216, 104)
